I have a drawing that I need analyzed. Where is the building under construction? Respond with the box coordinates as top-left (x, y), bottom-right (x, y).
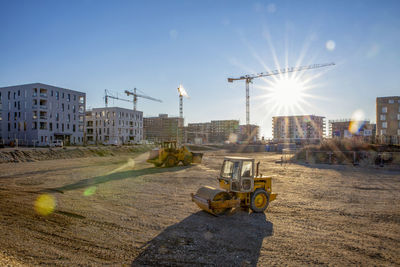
top-left (329, 119), bottom-right (375, 140)
top-left (143, 114), bottom-right (184, 143)
top-left (184, 120), bottom-right (241, 144)
top-left (273, 115), bottom-right (325, 143)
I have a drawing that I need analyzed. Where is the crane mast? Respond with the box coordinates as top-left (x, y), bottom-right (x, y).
top-left (227, 62), bottom-right (335, 127)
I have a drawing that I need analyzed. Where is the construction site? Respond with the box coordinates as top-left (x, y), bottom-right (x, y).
top-left (0, 147), bottom-right (399, 266)
top-left (1, 1), bottom-right (400, 265)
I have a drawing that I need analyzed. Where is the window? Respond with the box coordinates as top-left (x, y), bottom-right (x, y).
top-left (51, 90), bottom-right (53, 97)
top-left (62, 103), bottom-right (64, 111)
top-left (73, 124), bottom-right (76, 132)
top-left (382, 107), bottom-right (387, 113)
top-left (380, 114), bottom-right (386, 121)
top-left (389, 99), bottom-right (394, 104)
top-left (62, 93), bottom-right (64, 98)
top-left (382, 122), bottom-right (387, 128)
top-left (79, 96), bottom-right (84, 104)
top-left (398, 129), bottom-right (400, 135)
top-left (398, 114), bottom-right (400, 120)
top-left (67, 94), bottom-right (70, 102)
top-left (56, 91), bottom-right (59, 100)
top-left (49, 123), bottom-right (53, 131)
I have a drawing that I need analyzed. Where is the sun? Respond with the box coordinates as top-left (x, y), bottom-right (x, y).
top-left (258, 74), bottom-right (310, 115)
top-left (269, 77), bottom-right (305, 107)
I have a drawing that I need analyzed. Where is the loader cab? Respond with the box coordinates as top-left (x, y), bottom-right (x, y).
top-left (162, 141), bottom-right (177, 152)
top-left (219, 157), bottom-right (254, 193)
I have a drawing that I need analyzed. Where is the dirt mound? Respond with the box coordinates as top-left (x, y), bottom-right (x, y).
top-left (292, 139), bottom-right (400, 165)
top-left (0, 145), bottom-right (155, 164)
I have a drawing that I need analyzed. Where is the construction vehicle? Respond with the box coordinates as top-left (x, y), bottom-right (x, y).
top-left (147, 141), bottom-right (203, 167)
top-left (191, 156), bottom-right (277, 215)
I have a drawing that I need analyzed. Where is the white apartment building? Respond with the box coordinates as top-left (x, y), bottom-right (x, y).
top-left (85, 107), bottom-right (143, 145)
top-left (273, 115), bottom-right (325, 142)
top-left (0, 83), bottom-right (85, 146)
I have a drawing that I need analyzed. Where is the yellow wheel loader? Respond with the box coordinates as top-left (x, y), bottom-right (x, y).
top-left (147, 141), bottom-right (203, 167)
top-left (191, 157), bottom-right (277, 215)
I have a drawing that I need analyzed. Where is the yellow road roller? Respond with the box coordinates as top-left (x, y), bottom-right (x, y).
top-left (191, 157), bottom-right (277, 215)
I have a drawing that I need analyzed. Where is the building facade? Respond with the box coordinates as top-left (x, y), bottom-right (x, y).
top-left (238, 124), bottom-right (260, 143)
top-left (209, 120), bottom-right (239, 143)
top-left (85, 107), bottom-right (143, 145)
top-left (272, 115), bottom-right (325, 142)
top-left (329, 119), bottom-right (375, 139)
top-left (185, 122), bottom-right (211, 144)
top-left (0, 83), bottom-right (85, 146)
top-left (376, 96), bottom-right (400, 143)
top-left (143, 114), bottom-right (184, 143)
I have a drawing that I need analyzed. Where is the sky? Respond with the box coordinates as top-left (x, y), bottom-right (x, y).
top-left (1, 0), bottom-right (399, 137)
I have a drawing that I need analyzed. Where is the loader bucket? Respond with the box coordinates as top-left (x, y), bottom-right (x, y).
top-left (191, 152), bottom-right (203, 164)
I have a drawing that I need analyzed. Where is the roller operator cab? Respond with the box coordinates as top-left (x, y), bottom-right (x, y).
top-left (192, 157), bottom-right (277, 216)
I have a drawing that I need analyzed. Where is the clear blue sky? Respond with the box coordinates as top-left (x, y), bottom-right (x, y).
top-left (1, 0), bottom-right (399, 137)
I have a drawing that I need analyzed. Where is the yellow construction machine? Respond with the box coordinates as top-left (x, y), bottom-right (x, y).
top-left (147, 141), bottom-right (203, 167)
top-left (191, 156), bottom-right (277, 215)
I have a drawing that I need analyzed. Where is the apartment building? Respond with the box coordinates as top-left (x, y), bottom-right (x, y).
top-left (329, 119), bottom-right (375, 139)
top-left (0, 83), bottom-right (85, 146)
top-left (85, 107), bottom-right (143, 145)
top-left (143, 114), bottom-right (184, 143)
top-left (272, 115), bottom-right (325, 142)
top-left (209, 120), bottom-right (239, 143)
top-left (376, 96), bottom-right (400, 143)
top-left (238, 124), bottom-right (260, 143)
top-left (185, 122), bottom-right (211, 144)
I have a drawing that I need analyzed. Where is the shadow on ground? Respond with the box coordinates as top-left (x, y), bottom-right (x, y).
top-left (131, 211), bottom-right (273, 267)
top-left (46, 166), bottom-right (192, 193)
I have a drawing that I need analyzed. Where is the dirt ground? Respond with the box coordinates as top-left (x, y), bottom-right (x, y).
top-left (0, 151), bottom-right (399, 266)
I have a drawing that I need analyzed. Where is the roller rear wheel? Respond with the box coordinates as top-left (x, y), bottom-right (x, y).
top-left (250, 189), bottom-right (269, 213)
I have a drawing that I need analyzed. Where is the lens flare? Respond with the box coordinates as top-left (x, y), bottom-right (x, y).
top-left (83, 186), bottom-right (97, 196)
top-left (228, 133), bottom-right (238, 143)
top-left (349, 109), bottom-right (365, 134)
top-left (34, 194), bottom-right (56, 216)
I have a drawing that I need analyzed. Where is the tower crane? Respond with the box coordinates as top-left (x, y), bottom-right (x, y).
top-left (177, 84), bottom-right (189, 118)
top-left (104, 89), bottom-right (133, 107)
top-left (227, 62), bottom-right (335, 127)
top-left (124, 88), bottom-right (162, 111)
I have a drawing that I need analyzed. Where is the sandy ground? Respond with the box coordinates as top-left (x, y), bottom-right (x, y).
top-left (0, 151), bottom-right (399, 266)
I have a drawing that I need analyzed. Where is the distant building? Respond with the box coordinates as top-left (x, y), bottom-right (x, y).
top-left (209, 120), bottom-right (239, 143)
top-left (144, 114), bottom-right (184, 143)
top-left (376, 96), bottom-right (400, 143)
top-left (272, 115), bottom-right (325, 142)
top-left (238, 124), bottom-right (260, 143)
top-left (329, 119), bottom-right (375, 139)
top-left (185, 122), bottom-right (211, 144)
top-left (0, 83), bottom-right (85, 146)
top-left (85, 107), bottom-right (143, 145)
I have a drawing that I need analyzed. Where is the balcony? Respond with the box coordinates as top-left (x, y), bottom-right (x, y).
top-left (40, 105), bottom-right (47, 110)
top-left (40, 116), bottom-right (47, 120)
top-left (40, 93), bottom-right (47, 98)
